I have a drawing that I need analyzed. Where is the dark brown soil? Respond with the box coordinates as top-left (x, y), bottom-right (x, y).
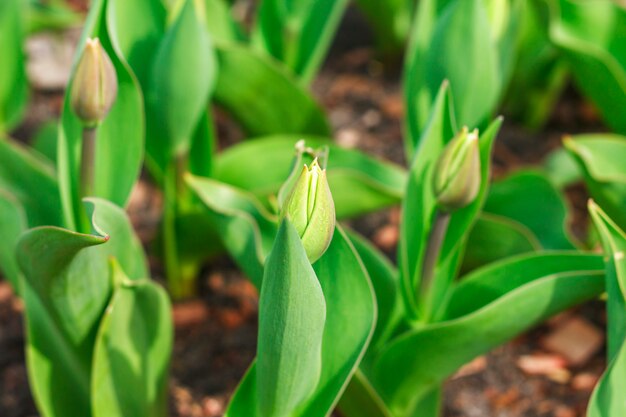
top-left (0, 5), bottom-right (611, 417)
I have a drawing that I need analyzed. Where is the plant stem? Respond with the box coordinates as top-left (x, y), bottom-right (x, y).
top-left (419, 210), bottom-right (451, 312)
top-left (80, 127), bottom-right (97, 199)
top-left (164, 153), bottom-right (196, 299)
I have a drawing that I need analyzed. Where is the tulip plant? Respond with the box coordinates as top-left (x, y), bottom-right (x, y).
top-left (192, 82), bottom-right (609, 417)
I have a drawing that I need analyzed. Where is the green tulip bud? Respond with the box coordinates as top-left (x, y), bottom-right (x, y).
top-left (433, 127), bottom-right (481, 211)
top-left (70, 38), bottom-right (118, 127)
top-left (281, 158), bottom-right (335, 263)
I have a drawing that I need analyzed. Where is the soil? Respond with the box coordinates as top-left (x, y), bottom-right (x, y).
top-left (0, 5), bottom-right (611, 417)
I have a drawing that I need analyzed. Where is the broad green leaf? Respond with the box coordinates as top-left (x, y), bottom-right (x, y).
top-left (17, 198), bottom-right (147, 417)
top-left (257, 219), bottom-right (326, 417)
top-left (550, 0), bottom-right (626, 134)
top-left (32, 121), bottom-right (59, 165)
top-left (503, 1), bottom-right (568, 129)
top-left (447, 252), bottom-right (604, 320)
top-left (253, 0), bottom-right (348, 83)
top-left (148, 0), bottom-right (216, 161)
top-left (0, 190), bottom-right (27, 290)
top-left (214, 135), bottom-right (406, 218)
top-left (565, 134), bottom-right (626, 231)
top-left (484, 170), bottom-right (575, 249)
top-left (186, 175), bottom-right (278, 287)
top-left (18, 198), bottom-right (147, 344)
top-left (92, 263), bottom-right (172, 417)
top-left (202, 0), bottom-right (243, 43)
top-left (0, 137), bottom-right (62, 227)
top-left (226, 226), bottom-right (376, 417)
top-left (587, 201), bottom-right (626, 417)
top-left (404, 0), bottom-right (517, 156)
top-left (347, 229), bottom-right (402, 352)
top-left (544, 147), bottom-right (582, 188)
top-left (353, 0), bottom-right (412, 56)
top-left (462, 213), bottom-right (539, 272)
top-left (374, 257), bottom-right (604, 416)
top-left (338, 369), bottom-right (393, 417)
top-left (107, 0), bottom-right (166, 89)
top-left (58, 0), bottom-right (144, 230)
top-left (214, 44), bottom-right (330, 137)
top-left (0, 0), bottom-right (27, 132)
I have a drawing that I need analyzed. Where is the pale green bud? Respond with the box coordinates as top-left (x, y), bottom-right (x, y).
top-left (70, 38), bottom-right (118, 127)
top-left (433, 127), bottom-right (481, 211)
top-left (281, 158), bottom-right (335, 263)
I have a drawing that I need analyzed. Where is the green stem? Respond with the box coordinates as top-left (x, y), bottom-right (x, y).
top-left (419, 210), bottom-right (450, 318)
top-left (163, 153), bottom-right (196, 299)
top-left (80, 127), bottom-right (97, 199)
top-left (78, 126), bottom-right (97, 233)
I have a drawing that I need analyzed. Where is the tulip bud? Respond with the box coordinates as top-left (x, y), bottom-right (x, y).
top-left (281, 158), bottom-right (335, 263)
top-left (433, 127), bottom-right (481, 211)
top-left (70, 38), bottom-right (118, 127)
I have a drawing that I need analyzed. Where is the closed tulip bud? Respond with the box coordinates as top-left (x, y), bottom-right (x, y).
top-left (281, 159), bottom-right (335, 263)
top-left (433, 127), bottom-right (481, 211)
top-left (70, 38), bottom-right (118, 127)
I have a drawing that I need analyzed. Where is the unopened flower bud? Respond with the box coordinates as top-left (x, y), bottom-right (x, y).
top-left (70, 38), bottom-right (118, 127)
top-left (281, 159), bottom-right (335, 263)
top-left (433, 127), bottom-right (481, 211)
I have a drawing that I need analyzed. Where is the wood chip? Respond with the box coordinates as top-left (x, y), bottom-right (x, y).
top-left (540, 316), bottom-right (604, 366)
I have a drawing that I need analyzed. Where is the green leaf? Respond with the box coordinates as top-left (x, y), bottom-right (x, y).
top-left (58, 0), bottom-right (144, 230)
top-left (404, 0), bottom-right (514, 156)
top-left (373, 253), bottom-right (605, 416)
top-left (17, 198), bottom-right (148, 417)
top-left (214, 44), bottom-right (330, 137)
top-left (18, 198), bottom-right (147, 344)
top-left (0, 190), bottom-right (27, 290)
top-left (148, 0), bottom-right (216, 161)
top-left (202, 0), bottom-right (243, 43)
top-left (107, 0), bottom-right (166, 89)
top-left (92, 263), bottom-right (172, 417)
top-left (484, 170), bottom-right (575, 249)
top-left (0, 0), bottom-right (27, 132)
top-left (347, 229), bottom-right (401, 352)
top-left (186, 175), bottom-right (278, 287)
top-left (550, 0), bottom-right (626, 134)
top-left (0, 137), bottom-right (62, 227)
top-left (214, 135), bottom-right (406, 218)
top-left (32, 121), bottom-right (60, 165)
top-left (447, 252), bottom-right (604, 320)
top-left (565, 134), bottom-right (626, 231)
top-left (253, 0), bottom-right (348, 83)
top-left (226, 227), bottom-right (376, 417)
top-left (338, 369), bottom-right (393, 417)
top-left (257, 219), bottom-right (326, 417)
top-left (462, 213), bottom-right (539, 272)
top-left (587, 201), bottom-right (626, 417)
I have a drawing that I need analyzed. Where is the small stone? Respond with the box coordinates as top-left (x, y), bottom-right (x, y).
top-left (517, 353), bottom-right (567, 376)
top-left (173, 300), bottom-right (210, 328)
top-left (572, 372), bottom-right (601, 391)
top-left (540, 316), bottom-right (604, 366)
top-left (202, 397), bottom-right (223, 417)
top-left (336, 128), bottom-right (360, 148)
top-left (0, 281), bottom-right (14, 303)
top-left (554, 405), bottom-right (576, 417)
top-left (372, 224), bottom-right (398, 252)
